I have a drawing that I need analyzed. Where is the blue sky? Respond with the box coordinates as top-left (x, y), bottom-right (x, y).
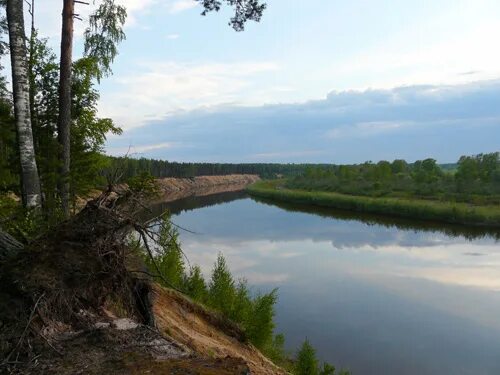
top-left (35, 0), bottom-right (500, 162)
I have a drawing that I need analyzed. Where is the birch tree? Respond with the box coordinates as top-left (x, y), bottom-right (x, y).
top-left (6, 0), bottom-right (41, 209)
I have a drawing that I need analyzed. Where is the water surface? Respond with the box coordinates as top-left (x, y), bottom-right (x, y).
top-left (155, 192), bottom-right (500, 375)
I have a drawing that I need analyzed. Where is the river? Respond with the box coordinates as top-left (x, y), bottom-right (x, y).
top-left (151, 191), bottom-right (500, 375)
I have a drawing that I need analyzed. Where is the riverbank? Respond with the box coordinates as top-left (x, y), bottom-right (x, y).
top-left (0, 189), bottom-right (284, 374)
top-left (247, 180), bottom-right (500, 227)
top-left (154, 174), bottom-right (260, 202)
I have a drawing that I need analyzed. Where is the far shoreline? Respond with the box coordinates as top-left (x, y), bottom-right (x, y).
top-left (247, 180), bottom-right (500, 228)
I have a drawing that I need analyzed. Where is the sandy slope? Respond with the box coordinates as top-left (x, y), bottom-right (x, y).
top-left (152, 284), bottom-right (287, 375)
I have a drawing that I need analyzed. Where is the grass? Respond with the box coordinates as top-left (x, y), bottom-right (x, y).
top-left (247, 180), bottom-right (500, 228)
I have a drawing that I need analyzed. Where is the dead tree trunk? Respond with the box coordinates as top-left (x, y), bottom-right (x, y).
top-left (57, 0), bottom-right (74, 218)
top-left (6, 0), bottom-right (42, 209)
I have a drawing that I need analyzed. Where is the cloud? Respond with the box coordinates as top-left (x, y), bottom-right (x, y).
top-left (99, 61), bottom-right (279, 129)
top-left (166, 33), bottom-right (180, 40)
top-left (33, 0), bottom-right (157, 42)
top-left (106, 79), bottom-right (500, 163)
top-left (169, 0), bottom-right (198, 14)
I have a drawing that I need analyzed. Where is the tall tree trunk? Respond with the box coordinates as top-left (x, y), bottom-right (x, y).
top-left (6, 0), bottom-right (42, 209)
top-left (57, 0), bottom-right (74, 218)
top-left (28, 0), bottom-right (38, 149)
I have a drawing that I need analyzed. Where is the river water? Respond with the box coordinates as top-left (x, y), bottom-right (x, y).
top-left (152, 191), bottom-right (500, 375)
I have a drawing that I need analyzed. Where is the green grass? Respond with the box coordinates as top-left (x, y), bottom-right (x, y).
top-left (247, 180), bottom-right (500, 228)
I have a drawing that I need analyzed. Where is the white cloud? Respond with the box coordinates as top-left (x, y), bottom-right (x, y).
top-left (166, 33), bottom-right (180, 40)
top-left (169, 0), bottom-right (198, 14)
top-left (329, 14), bottom-right (500, 90)
top-left (33, 0), bottom-right (157, 41)
top-left (99, 61), bottom-right (279, 129)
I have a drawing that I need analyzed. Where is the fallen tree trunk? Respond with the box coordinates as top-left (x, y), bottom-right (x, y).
top-left (0, 228), bottom-right (23, 259)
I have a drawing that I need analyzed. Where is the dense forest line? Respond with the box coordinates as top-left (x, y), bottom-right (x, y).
top-left (105, 156), bottom-right (468, 182)
top-left (247, 153), bottom-right (500, 227)
top-left (106, 156), bottom-right (318, 179)
top-left (286, 153), bottom-right (500, 205)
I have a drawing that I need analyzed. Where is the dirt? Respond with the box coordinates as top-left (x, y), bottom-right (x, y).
top-left (151, 285), bottom-right (287, 375)
top-left (0, 186), bottom-right (286, 375)
top-left (17, 322), bottom-right (251, 375)
top-left (154, 175), bottom-right (260, 203)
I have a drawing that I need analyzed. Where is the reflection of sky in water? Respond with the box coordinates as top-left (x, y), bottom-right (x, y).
top-left (172, 198), bottom-right (500, 375)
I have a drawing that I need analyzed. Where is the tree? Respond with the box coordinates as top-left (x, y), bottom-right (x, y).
top-left (57, 0), bottom-right (126, 217)
top-left (208, 253), bottom-right (235, 316)
top-left (295, 339), bottom-right (319, 375)
top-left (6, 0), bottom-right (41, 209)
top-left (149, 215), bottom-right (185, 289)
top-left (56, 0), bottom-right (75, 217)
top-left (196, 0), bottom-right (267, 31)
top-left (185, 265), bottom-right (208, 302)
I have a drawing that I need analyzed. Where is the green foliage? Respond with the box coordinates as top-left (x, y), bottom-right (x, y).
top-left (195, 0), bottom-right (266, 32)
top-left (245, 289), bottom-right (278, 348)
top-left (105, 156), bottom-right (328, 179)
top-left (84, 0), bottom-right (127, 81)
top-left (127, 172), bottom-right (159, 195)
top-left (261, 333), bottom-right (290, 368)
top-left (319, 363), bottom-right (336, 375)
top-left (185, 265), bottom-right (208, 302)
top-left (281, 152), bottom-right (500, 206)
top-left (249, 180), bottom-right (500, 227)
top-left (295, 339), bottom-right (319, 375)
top-left (293, 339), bottom-right (342, 375)
top-left (0, 194), bottom-right (53, 241)
top-left (144, 214), bottom-right (185, 289)
top-left (208, 253), bottom-right (236, 316)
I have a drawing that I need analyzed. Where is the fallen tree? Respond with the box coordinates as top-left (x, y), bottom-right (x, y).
top-left (0, 188), bottom-right (284, 374)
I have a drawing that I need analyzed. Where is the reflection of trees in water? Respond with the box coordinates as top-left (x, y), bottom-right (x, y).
top-left (143, 190), bottom-right (499, 243)
top-left (146, 190), bottom-right (248, 221)
top-left (251, 197), bottom-right (500, 242)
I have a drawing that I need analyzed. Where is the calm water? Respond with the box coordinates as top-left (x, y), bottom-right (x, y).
top-left (154, 192), bottom-right (500, 375)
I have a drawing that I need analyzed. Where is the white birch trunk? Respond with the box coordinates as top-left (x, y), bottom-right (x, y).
top-left (6, 0), bottom-right (42, 209)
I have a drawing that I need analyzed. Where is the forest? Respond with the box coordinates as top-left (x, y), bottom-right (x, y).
top-left (107, 156), bottom-right (318, 179)
top-left (248, 153), bottom-right (500, 227)
top-left (286, 153), bottom-right (500, 204)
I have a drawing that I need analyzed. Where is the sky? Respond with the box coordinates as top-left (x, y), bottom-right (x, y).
top-left (26, 0), bottom-right (500, 162)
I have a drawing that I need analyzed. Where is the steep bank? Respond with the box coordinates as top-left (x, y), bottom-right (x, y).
top-left (248, 181), bottom-right (500, 227)
top-left (0, 190), bottom-right (283, 375)
top-left (155, 174), bottom-right (260, 202)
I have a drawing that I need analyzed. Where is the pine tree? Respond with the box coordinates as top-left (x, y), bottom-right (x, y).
top-left (185, 265), bottom-right (208, 302)
top-left (208, 253), bottom-right (235, 316)
top-left (295, 339), bottom-right (319, 375)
